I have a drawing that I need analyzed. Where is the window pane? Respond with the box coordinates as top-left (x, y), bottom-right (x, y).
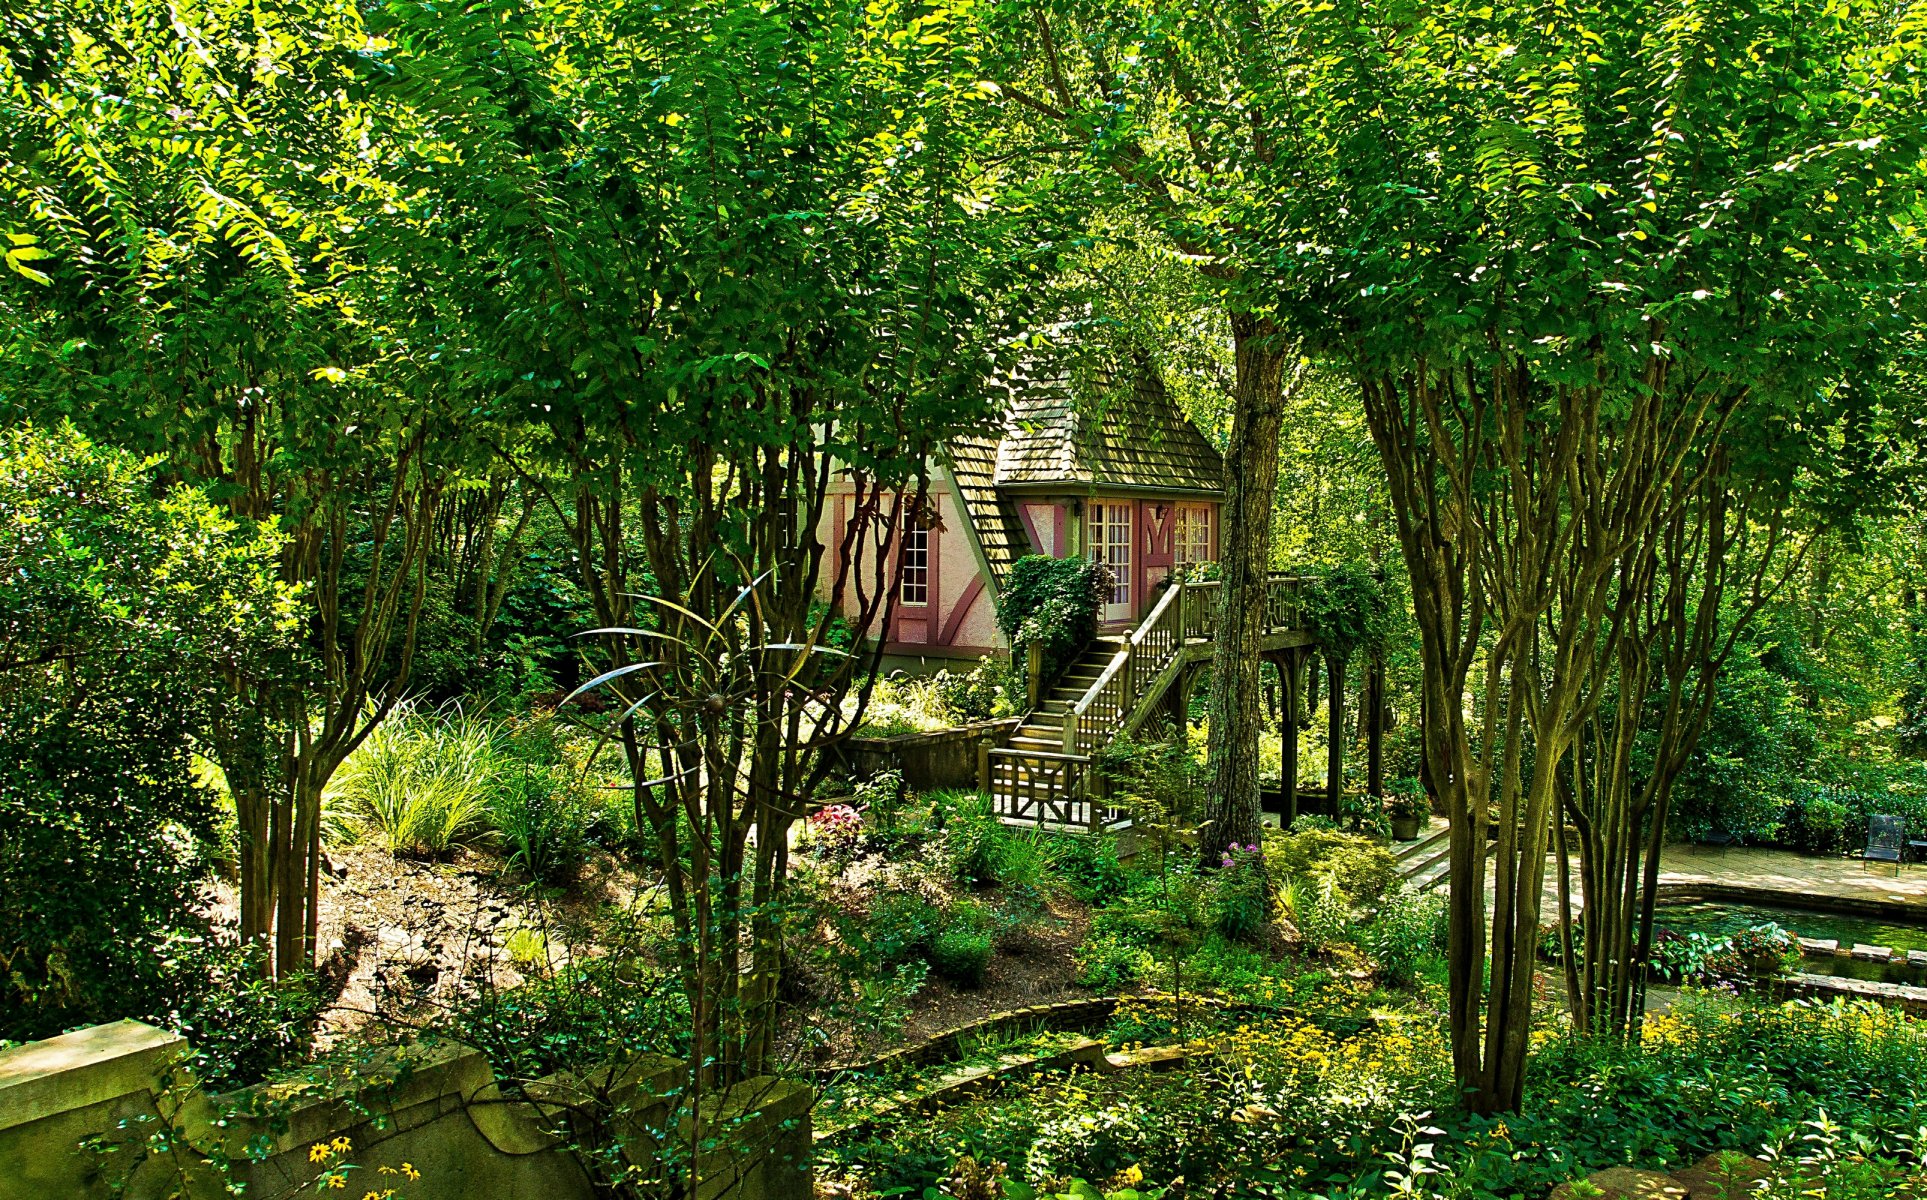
top-left (901, 518), bottom-right (928, 606)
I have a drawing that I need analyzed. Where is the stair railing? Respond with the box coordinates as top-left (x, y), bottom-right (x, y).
top-left (1064, 579), bottom-right (1187, 758)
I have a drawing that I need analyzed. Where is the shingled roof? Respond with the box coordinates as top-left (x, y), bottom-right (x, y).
top-left (943, 350), bottom-right (1225, 588)
top-left (944, 431), bottom-right (1030, 587)
top-left (993, 353), bottom-right (1225, 495)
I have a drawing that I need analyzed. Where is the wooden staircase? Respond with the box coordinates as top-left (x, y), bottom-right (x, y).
top-left (981, 573), bottom-right (1315, 833)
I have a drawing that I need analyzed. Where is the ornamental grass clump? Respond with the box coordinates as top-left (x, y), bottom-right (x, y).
top-left (324, 701), bottom-right (499, 857)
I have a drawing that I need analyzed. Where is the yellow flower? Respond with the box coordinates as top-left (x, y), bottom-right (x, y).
top-left (401, 1163), bottom-right (421, 1182)
top-left (328, 1177), bottom-right (346, 1190)
top-left (331, 1136), bottom-right (353, 1153)
top-left (309, 1143), bottom-right (331, 1164)
top-left (1119, 1166), bottom-right (1144, 1186)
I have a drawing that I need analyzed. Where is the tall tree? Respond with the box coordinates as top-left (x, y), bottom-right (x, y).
top-left (0, 0), bottom-right (471, 977)
top-left (991, 5), bottom-right (1313, 861)
top-left (350, 0), bottom-right (1050, 1183)
top-left (1262, 0), bottom-right (1927, 1111)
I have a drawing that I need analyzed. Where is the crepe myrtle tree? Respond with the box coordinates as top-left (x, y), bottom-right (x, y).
top-left (347, 0), bottom-right (1056, 1183)
top-left (1256, 0), bottom-right (1927, 1112)
top-left (0, 0), bottom-right (477, 978)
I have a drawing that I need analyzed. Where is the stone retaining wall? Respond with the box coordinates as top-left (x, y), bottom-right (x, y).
top-left (0, 1021), bottom-right (810, 1200)
top-left (834, 718), bottom-right (1021, 791)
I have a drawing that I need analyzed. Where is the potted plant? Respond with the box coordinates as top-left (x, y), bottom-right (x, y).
top-left (1385, 780), bottom-right (1427, 841)
top-left (1725, 924), bottom-right (1800, 981)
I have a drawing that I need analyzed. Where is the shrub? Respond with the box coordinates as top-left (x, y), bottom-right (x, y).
top-left (445, 953), bottom-right (692, 1080)
top-left (491, 763), bottom-right (592, 884)
top-left (934, 657), bottom-right (1017, 723)
top-left (1363, 887), bottom-right (1448, 986)
top-left (1205, 843), bottom-right (1268, 941)
top-left (929, 919), bottom-right (996, 987)
top-left (159, 939), bottom-right (325, 1092)
top-left (939, 792), bottom-right (1049, 895)
top-left (867, 892), bottom-right (943, 966)
top-left (1266, 828), bottom-right (1398, 909)
top-left (850, 673), bottom-right (954, 736)
top-left (805, 803), bottom-right (865, 857)
top-left (1074, 932), bottom-right (1152, 991)
top-left (1794, 789), bottom-right (1859, 856)
top-left (1045, 835), bottom-right (1129, 904)
top-left (0, 429), bottom-right (294, 1042)
top-left (997, 555), bottom-right (1110, 678)
top-left (1282, 875), bottom-right (1352, 953)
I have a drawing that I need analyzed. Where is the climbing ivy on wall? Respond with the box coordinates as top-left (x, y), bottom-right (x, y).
top-left (997, 555), bottom-right (1111, 679)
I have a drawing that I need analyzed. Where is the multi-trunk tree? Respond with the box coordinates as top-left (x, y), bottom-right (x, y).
top-left (1258, 0), bottom-right (1927, 1111)
top-left (0, 0), bottom-right (476, 978)
top-left (348, 0), bottom-right (1052, 1184)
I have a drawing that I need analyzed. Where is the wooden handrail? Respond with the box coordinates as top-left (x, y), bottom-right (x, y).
top-left (1071, 646), bottom-right (1130, 718)
top-left (987, 747), bottom-right (1093, 764)
top-left (1129, 578), bottom-right (1183, 648)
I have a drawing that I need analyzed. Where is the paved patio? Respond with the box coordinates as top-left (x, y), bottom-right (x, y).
top-left (1468, 842), bottom-right (1927, 919)
top-left (1658, 843), bottom-right (1927, 910)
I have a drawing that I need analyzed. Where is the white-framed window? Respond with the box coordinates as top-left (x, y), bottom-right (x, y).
top-left (1089, 502), bottom-right (1132, 608)
top-left (1175, 504), bottom-right (1214, 565)
top-left (900, 517), bottom-right (930, 606)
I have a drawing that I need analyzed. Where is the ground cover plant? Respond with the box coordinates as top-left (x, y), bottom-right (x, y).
top-left (826, 996), bottom-right (1927, 1199)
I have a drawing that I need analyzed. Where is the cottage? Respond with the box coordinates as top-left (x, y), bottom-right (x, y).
top-left (820, 353), bottom-right (1225, 665)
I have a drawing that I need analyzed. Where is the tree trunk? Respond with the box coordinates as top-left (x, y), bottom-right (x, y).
top-left (1366, 652), bottom-right (1385, 798)
top-left (1202, 317), bottom-right (1294, 862)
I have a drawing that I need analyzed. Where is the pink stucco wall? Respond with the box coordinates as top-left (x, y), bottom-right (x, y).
top-left (816, 481), bottom-right (1003, 655)
top-left (816, 478), bottom-right (1219, 655)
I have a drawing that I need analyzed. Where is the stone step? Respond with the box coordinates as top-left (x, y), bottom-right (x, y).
top-left (1394, 825), bottom-right (1450, 863)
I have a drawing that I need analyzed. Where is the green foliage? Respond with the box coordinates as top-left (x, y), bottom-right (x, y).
top-left (1043, 835), bottom-right (1129, 905)
top-left (325, 702), bottom-right (497, 857)
top-left (837, 997), bottom-right (1927, 1197)
top-left (1363, 888), bottom-right (1450, 987)
top-left (324, 703), bottom-right (602, 877)
top-left (489, 736), bottom-right (596, 886)
top-left (0, 429), bottom-right (295, 1041)
top-left (866, 893), bottom-right (945, 969)
top-left (1073, 932), bottom-right (1153, 992)
top-left (445, 950), bottom-right (692, 1082)
top-left (933, 658), bottom-right (1020, 725)
top-left (1266, 828), bottom-right (1399, 911)
top-left (1299, 565), bottom-right (1392, 661)
top-left (158, 940), bottom-right (325, 1093)
top-left (1202, 843), bottom-right (1267, 942)
top-left (929, 905), bottom-right (997, 989)
top-left (997, 556), bottom-right (1111, 678)
top-left (1281, 875), bottom-right (1353, 955)
top-left (855, 666), bottom-right (1016, 736)
top-left (937, 791), bottom-right (1050, 904)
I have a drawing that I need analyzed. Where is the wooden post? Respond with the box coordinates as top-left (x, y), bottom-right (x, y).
top-left (1026, 641), bottom-right (1044, 710)
top-left (1280, 650), bottom-right (1301, 827)
top-left (1177, 570), bottom-right (1189, 640)
top-left (1366, 652), bottom-right (1385, 799)
top-left (1326, 651), bottom-right (1346, 823)
top-left (1061, 711), bottom-right (1081, 756)
top-left (978, 737), bottom-right (992, 799)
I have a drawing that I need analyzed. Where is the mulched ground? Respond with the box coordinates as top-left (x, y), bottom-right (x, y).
top-left (202, 844), bottom-right (1099, 1059)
